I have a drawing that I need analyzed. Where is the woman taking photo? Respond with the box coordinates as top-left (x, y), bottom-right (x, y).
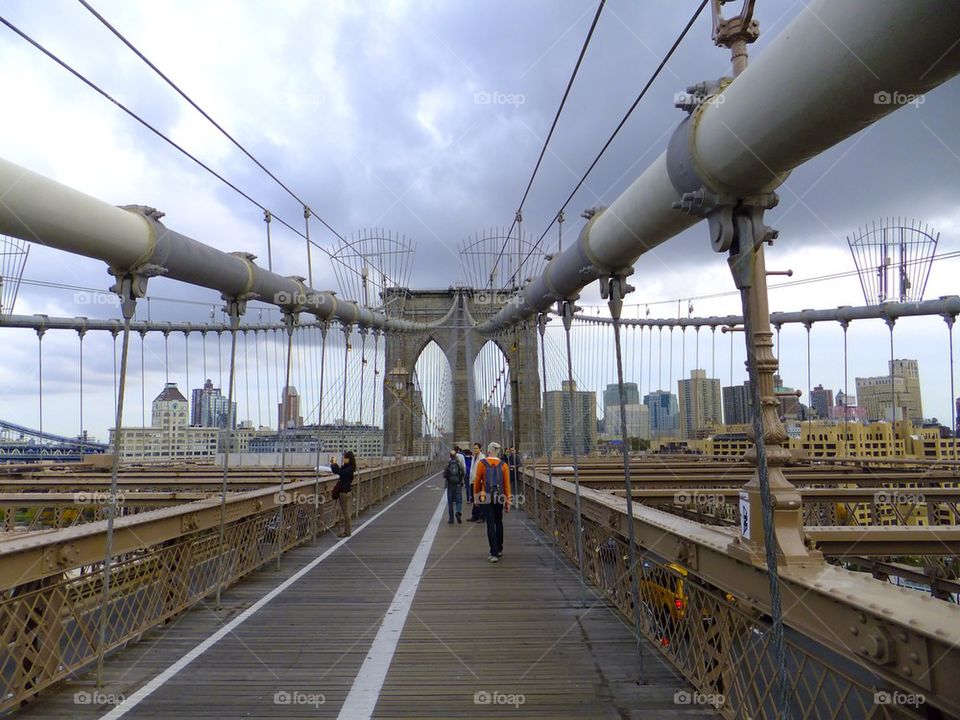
top-left (330, 451), bottom-right (356, 537)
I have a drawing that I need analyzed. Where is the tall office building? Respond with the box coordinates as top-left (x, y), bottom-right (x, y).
top-left (890, 359), bottom-right (923, 422)
top-left (191, 379), bottom-right (236, 429)
top-left (678, 369), bottom-right (722, 439)
top-left (722, 382), bottom-right (752, 425)
top-left (809, 384), bottom-right (834, 419)
top-left (644, 390), bottom-right (679, 438)
top-left (603, 383), bottom-right (648, 440)
top-left (543, 380), bottom-right (597, 455)
top-left (603, 382), bottom-right (640, 410)
top-left (278, 386), bottom-right (304, 429)
top-left (856, 359), bottom-right (923, 423)
top-left (856, 375), bottom-right (907, 422)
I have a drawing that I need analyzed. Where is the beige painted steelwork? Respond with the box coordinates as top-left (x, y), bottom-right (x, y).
top-left (0, 460), bottom-right (432, 712)
top-left (515, 467), bottom-right (960, 719)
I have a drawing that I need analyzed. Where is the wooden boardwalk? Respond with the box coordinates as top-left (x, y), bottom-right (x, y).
top-left (17, 472), bottom-right (718, 719)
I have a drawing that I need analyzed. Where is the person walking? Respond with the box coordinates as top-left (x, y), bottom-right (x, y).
top-left (443, 449), bottom-right (465, 524)
top-left (467, 442), bottom-right (484, 522)
top-left (330, 450), bottom-right (356, 538)
top-left (473, 441), bottom-right (511, 563)
top-left (460, 444), bottom-right (474, 507)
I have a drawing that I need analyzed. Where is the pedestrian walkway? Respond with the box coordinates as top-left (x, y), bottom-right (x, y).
top-left (17, 471), bottom-right (717, 719)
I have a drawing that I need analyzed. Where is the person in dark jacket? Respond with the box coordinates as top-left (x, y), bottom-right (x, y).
top-left (330, 450), bottom-right (356, 537)
top-left (443, 449), bottom-right (465, 524)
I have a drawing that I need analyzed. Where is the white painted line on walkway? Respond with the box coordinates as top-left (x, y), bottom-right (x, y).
top-left (336, 492), bottom-right (447, 720)
top-left (99, 471), bottom-right (440, 720)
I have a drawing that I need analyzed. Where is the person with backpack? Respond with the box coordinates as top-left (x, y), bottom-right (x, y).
top-left (443, 449), bottom-right (465, 524)
top-left (472, 441), bottom-right (511, 562)
top-left (330, 450), bottom-right (356, 537)
top-left (467, 442), bottom-right (484, 522)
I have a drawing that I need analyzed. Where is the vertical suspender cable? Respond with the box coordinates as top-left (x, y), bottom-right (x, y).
top-left (183, 331), bottom-right (189, 422)
top-left (341, 324), bottom-right (350, 454)
top-left (36, 329), bottom-right (44, 446)
top-left (740, 281), bottom-right (790, 720)
top-left (608, 281), bottom-right (646, 684)
top-left (313, 323), bottom-right (328, 541)
top-left (255, 328), bottom-right (263, 428)
top-left (947, 317), bottom-right (957, 461)
top-left (140, 330), bottom-right (146, 426)
top-left (538, 317), bottom-right (555, 541)
top-left (805, 324), bottom-right (812, 439)
top-left (95, 308), bottom-right (133, 688)
top-left (276, 314), bottom-right (295, 568)
top-left (78, 329), bottom-right (85, 443)
top-left (888, 321), bottom-right (896, 423)
top-left (373, 330), bottom-right (385, 501)
top-left (358, 329), bottom-right (368, 426)
top-left (244, 330), bottom-right (251, 427)
top-left (841, 322), bottom-right (849, 457)
top-left (215, 305), bottom-right (241, 607)
top-left (561, 303), bottom-right (586, 608)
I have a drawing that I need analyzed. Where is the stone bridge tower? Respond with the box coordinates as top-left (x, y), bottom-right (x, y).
top-left (381, 288), bottom-right (542, 457)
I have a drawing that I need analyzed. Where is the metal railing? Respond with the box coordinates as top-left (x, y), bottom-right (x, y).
top-left (0, 459), bottom-right (432, 714)
top-left (515, 467), bottom-right (960, 719)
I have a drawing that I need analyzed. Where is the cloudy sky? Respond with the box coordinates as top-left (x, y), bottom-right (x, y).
top-left (0, 0), bottom-right (958, 441)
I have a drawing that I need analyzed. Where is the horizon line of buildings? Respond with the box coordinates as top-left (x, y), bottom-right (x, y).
top-left (109, 381), bottom-right (385, 462)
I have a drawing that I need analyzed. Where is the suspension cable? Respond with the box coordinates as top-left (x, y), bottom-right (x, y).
top-left (0, 15), bottom-right (383, 288)
top-left (509, 0), bottom-right (709, 285)
top-left (489, 0), bottom-right (607, 286)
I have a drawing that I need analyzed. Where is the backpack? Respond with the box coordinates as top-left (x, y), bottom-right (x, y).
top-left (480, 458), bottom-right (504, 498)
top-left (445, 459), bottom-right (462, 486)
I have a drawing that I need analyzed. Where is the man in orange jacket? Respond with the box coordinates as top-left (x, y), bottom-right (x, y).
top-left (473, 441), bottom-right (511, 563)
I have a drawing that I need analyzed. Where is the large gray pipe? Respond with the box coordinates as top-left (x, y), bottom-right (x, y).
top-left (0, 158), bottom-right (425, 332)
top-left (479, 0), bottom-right (960, 333)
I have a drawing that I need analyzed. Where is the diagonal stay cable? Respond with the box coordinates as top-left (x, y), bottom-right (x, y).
top-left (488, 0), bottom-right (607, 288)
top-left (0, 14), bottom-right (374, 288)
top-left (75, 1), bottom-right (345, 242)
top-left (507, 0), bottom-right (709, 288)
top-left (77, 0), bottom-right (402, 292)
